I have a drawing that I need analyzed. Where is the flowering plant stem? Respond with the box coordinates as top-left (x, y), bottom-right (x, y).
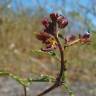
top-left (23, 85), bottom-right (27, 96)
top-left (37, 35), bottom-right (66, 96)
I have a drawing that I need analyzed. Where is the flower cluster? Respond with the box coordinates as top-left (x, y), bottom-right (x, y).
top-left (42, 13), bottom-right (68, 36)
top-left (36, 13), bottom-right (68, 52)
top-left (36, 32), bottom-right (57, 52)
top-left (64, 32), bottom-right (90, 46)
top-left (36, 12), bottom-right (90, 51)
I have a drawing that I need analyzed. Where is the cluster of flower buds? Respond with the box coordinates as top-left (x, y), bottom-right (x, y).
top-left (64, 32), bottom-right (90, 46)
top-left (41, 13), bottom-right (68, 36)
top-left (36, 12), bottom-right (90, 51)
top-left (36, 13), bottom-right (68, 52)
top-left (36, 32), bottom-right (57, 51)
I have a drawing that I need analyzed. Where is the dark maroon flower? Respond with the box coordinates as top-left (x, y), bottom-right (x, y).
top-left (36, 13), bottom-right (68, 51)
top-left (57, 15), bottom-right (64, 22)
top-left (44, 21), bottom-right (57, 35)
top-left (41, 13), bottom-right (68, 36)
top-left (41, 17), bottom-right (49, 28)
top-left (36, 32), bottom-right (57, 52)
top-left (64, 35), bottom-right (76, 44)
top-left (41, 41), bottom-right (57, 52)
top-left (36, 32), bottom-right (51, 43)
top-left (79, 32), bottom-right (90, 43)
top-left (57, 16), bottom-right (68, 28)
top-left (82, 32), bottom-right (90, 39)
top-left (50, 13), bottom-right (59, 21)
top-left (69, 35), bottom-right (76, 41)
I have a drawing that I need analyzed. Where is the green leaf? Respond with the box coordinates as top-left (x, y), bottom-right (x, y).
top-left (31, 50), bottom-right (45, 55)
top-left (48, 51), bottom-right (56, 56)
top-left (35, 75), bottom-right (55, 82)
top-left (63, 83), bottom-right (75, 96)
top-left (31, 50), bottom-right (57, 58)
top-left (0, 71), bottom-right (9, 76)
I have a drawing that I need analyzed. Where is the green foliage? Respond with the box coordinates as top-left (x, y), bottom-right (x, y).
top-left (0, 70), bottom-right (55, 86)
top-left (31, 50), bottom-right (56, 57)
top-left (63, 83), bottom-right (75, 96)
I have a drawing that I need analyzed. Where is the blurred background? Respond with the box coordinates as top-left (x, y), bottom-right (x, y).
top-left (0, 0), bottom-right (96, 96)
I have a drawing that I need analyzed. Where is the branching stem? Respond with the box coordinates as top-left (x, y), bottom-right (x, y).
top-left (37, 35), bottom-right (66, 96)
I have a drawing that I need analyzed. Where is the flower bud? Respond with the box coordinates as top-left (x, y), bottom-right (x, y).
top-left (79, 32), bottom-right (90, 43)
top-left (64, 35), bottom-right (76, 44)
top-left (82, 32), bottom-right (90, 39)
top-left (57, 16), bottom-right (68, 28)
top-left (57, 15), bottom-right (64, 21)
top-left (69, 35), bottom-right (76, 41)
top-left (41, 17), bottom-right (49, 28)
top-left (50, 13), bottom-right (58, 21)
top-left (36, 32), bottom-right (50, 43)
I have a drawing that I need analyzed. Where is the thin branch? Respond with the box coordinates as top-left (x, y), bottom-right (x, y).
top-left (23, 86), bottom-right (27, 96)
top-left (37, 83), bottom-right (60, 96)
top-left (65, 39), bottom-right (80, 47)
